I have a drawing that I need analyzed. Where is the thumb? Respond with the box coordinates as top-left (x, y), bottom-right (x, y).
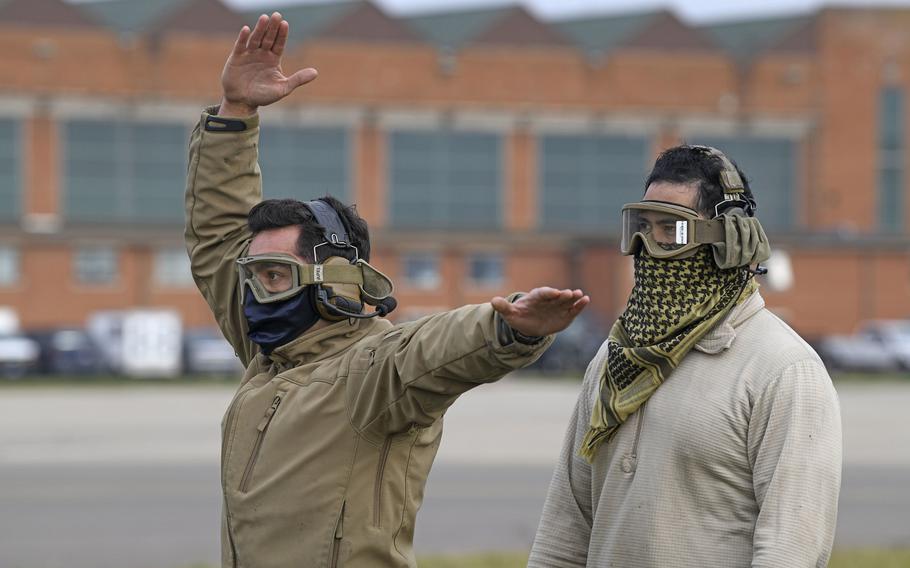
top-left (490, 296), bottom-right (514, 316)
top-left (286, 67), bottom-right (318, 92)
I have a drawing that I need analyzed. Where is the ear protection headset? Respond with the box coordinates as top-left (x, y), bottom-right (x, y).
top-left (690, 145), bottom-right (769, 273)
top-left (301, 199), bottom-right (397, 321)
top-left (690, 145), bottom-right (757, 218)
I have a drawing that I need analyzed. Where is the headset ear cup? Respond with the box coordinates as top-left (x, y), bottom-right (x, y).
top-left (314, 257), bottom-right (366, 321)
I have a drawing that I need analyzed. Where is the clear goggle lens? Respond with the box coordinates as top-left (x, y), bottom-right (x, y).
top-left (236, 254), bottom-right (306, 304)
top-left (620, 202), bottom-right (704, 258)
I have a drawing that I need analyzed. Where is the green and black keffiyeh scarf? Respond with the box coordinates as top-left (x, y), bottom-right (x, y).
top-left (579, 246), bottom-right (755, 462)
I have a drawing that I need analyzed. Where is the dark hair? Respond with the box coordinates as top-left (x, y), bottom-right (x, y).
top-left (644, 145), bottom-right (756, 217)
top-left (247, 195), bottom-right (371, 263)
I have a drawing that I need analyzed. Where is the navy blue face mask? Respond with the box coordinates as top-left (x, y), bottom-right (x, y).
top-left (243, 287), bottom-right (321, 355)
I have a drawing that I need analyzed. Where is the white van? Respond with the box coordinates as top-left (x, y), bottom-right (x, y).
top-left (87, 309), bottom-right (183, 378)
top-left (0, 307), bottom-right (40, 378)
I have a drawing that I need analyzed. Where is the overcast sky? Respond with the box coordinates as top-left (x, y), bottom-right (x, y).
top-left (225, 0), bottom-right (910, 23)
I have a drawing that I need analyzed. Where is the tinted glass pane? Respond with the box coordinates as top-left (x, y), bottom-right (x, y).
top-left (879, 88), bottom-right (905, 232)
top-left (64, 120), bottom-right (187, 223)
top-left (0, 246), bottom-right (18, 285)
top-left (695, 137), bottom-right (796, 232)
top-left (0, 119), bottom-right (21, 221)
top-left (259, 126), bottom-right (349, 202)
top-left (389, 131), bottom-right (502, 230)
top-left (539, 134), bottom-right (649, 231)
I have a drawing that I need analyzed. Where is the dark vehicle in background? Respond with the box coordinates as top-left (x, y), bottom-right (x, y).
top-left (27, 329), bottom-right (106, 376)
top-left (533, 313), bottom-right (605, 375)
top-left (183, 328), bottom-right (243, 376)
top-left (818, 319), bottom-right (910, 373)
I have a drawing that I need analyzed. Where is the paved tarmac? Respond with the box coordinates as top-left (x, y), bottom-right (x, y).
top-left (0, 378), bottom-right (907, 567)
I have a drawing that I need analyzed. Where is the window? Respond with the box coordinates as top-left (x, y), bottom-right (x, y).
top-left (879, 87), bottom-right (904, 232)
top-left (0, 246), bottom-right (19, 286)
top-left (539, 133), bottom-right (650, 231)
top-left (63, 120), bottom-right (187, 223)
top-left (468, 253), bottom-right (504, 288)
top-left (74, 247), bottom-right (117, 285)
top-left (259, 126), bottom-right (350, 201)
top-left (154, 247), bottom-right (193, 287)
top-left (402, 252), bottom-right (440, 289)
top-left (0, 119), bottom-right (20, 221)
top-left (389, 130), bottom-right (502, 230)
top-left (694, 136), bottom-right (797, 232)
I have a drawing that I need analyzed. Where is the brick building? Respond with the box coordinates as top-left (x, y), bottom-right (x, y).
top-left (0, 0), bottom-right (908, 339)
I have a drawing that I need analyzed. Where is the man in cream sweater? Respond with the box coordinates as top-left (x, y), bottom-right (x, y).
top-left (529, 145), bottom-right (842, 568)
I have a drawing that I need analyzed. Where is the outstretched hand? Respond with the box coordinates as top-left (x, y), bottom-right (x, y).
top-left (491, 288), bottom-right (590, 338)
top-left (219, 12), bottom-right (318, 117)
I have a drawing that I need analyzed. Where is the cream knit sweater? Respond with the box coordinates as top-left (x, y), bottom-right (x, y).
top-left (529, 292), bottom-right (842, 568)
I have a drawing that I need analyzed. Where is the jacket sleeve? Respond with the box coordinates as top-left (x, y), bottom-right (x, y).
top-left (347, 297), bottom-right (554, 439)
top-left (527, 349), bottom-right (600, 568)
top-left (184, 108), bottom-right (261, 367)
top-left (748, 358), bottom-right (843, 568)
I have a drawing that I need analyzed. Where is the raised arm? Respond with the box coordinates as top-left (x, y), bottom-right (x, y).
top-left (184, 13), bottom-right (317, 366)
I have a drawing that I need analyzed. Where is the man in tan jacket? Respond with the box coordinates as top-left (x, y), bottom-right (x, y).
top-left (185, 12), bottom-right (589, 568)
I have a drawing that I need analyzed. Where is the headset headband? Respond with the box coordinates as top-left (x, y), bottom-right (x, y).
top-left (690, 145), bottom-right (744, 195)
top-left (303, 199), bottom-right (357, 262)
top-left (303, 199), bottom-right (349, 243)
top-left (689, 144), bottom-right (755, 217)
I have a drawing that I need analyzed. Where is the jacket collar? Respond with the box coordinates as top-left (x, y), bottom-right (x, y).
top-left (694, 290), bottom-right (765, 355)
top-left (268, 316), bottom-right (393, 367)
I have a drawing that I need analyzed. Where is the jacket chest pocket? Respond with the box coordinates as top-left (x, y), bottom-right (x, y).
top-left (373, 423), bottom-right (420, 529)
top-left (239, 390), bottom-right (286, 492)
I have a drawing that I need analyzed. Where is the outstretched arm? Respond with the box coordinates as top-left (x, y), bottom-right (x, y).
top-left (185, 13), bottom-right (318, 366)
top-left (347, 289), bottom-right (590, 439)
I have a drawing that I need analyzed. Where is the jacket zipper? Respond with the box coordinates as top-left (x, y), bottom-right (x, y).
top-left (632, 403), bottom-right (646, 458)
top-left (373, 436), bottom-right (393, 528)
top-left (619, 404), bottom-right (647, 477)
top-left (221, 388), bottom-right (253, 567)
top-left (239, 392), bottom-right (284, 492)
top-left (331, 501), bottom-right (345, 568)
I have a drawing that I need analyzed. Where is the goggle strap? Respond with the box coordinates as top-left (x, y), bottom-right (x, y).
top-left (692, 218), bottom-right (726, 244)
top-left (299, 264), bottom-right (364, 286)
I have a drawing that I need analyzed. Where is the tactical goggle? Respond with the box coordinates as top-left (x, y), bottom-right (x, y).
top-left (236, 253), bottom-right (393, 305)
top-left (620, 201), bottom-right (727, 259)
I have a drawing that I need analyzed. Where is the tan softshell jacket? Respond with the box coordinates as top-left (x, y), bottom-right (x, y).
top-left (184, 108), bottom-right (553, 568)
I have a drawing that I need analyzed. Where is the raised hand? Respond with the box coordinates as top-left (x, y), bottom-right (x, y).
top-left (491, 288), bottom-right (590, 338)
top-left (219, 12), bottom-right (318, 117)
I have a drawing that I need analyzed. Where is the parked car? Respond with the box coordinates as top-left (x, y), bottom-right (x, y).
top-left (27, 328), bottom-right (106, 376)
top-left (817, 319), bottom-right (910, 373)
top-left (0, 307), bottom-right (40, 378)
top-left (533, 313), bottom-right (605, 375)
top-left (856, 320), bottom-right (910, 370)
top-left (183, 328), bottom-right (243, 376)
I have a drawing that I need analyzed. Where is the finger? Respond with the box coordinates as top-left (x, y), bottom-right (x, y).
top-left (261, 12), bottom-right (283, 51)
top-left (528, 287), bottom-right (560, 302)
top-left (285, 68), bottom-right (319, 92)
top-left (547, 289), bottom-right (575, 304)
top-left (568, 296), bottom-right (591, 316)
top-left (247, 14), bottom-right (269, 48)
top-left (232, 25), bottom-right (251, 56)
top-left (272, 20), bottom-right (289, 55)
